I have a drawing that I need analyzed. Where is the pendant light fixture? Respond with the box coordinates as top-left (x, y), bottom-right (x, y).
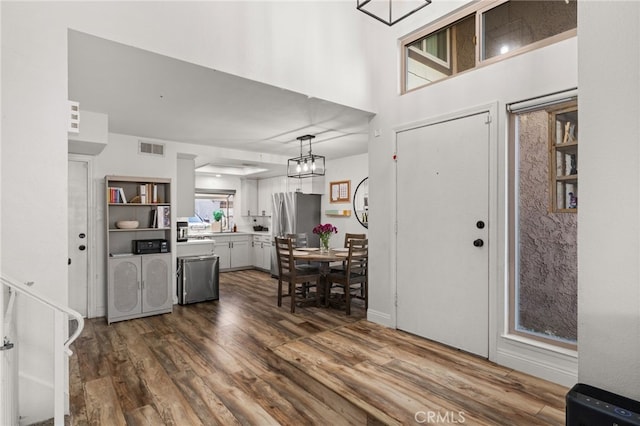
top-left (357, 0), bottom-right (431, 26)
top-left (287, 134), bottom-right (325, 178)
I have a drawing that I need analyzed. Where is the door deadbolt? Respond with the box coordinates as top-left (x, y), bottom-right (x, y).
top-left (473, 239), bottom-right (484, 247)
top-left (79, 233), bottom-right (86, 239)
top-left (476, 221), bottom-right (485, 229)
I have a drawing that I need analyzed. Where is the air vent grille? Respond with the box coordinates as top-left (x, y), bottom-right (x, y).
top-left (139, 141), bottom-right (165, 157)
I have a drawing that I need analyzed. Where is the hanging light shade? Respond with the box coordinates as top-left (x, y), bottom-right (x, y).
top-left (287, 135), bottom-right (325, 178)
top-left (357, 0), bottom-right (431, 26)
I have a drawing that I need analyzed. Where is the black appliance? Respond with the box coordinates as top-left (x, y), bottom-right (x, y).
top-left (177, 255), bottom-right (219, 304)
top-left (133, 239), bottom-right (168, 254)
top-left (567, 383), bottom-right (640, 426)
top-left (177, 221), bottom-right (189, 242)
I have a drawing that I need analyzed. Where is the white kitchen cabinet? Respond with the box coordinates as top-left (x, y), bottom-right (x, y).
top-left (257, 178), bottom-right (273, 217)
top-left (107, 253), bottom-right (172, 324)
top-left (241, 178), bottom-right (259, 216)
top-left (252, 235), bottom-right (272, 271)
top-left (214, 235), bottom-right (251, 270)
top-left (288, 176), bottom-right (325, 194)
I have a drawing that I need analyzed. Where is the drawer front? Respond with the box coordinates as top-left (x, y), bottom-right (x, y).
top-left (176, 242), bottom-right (215, 257)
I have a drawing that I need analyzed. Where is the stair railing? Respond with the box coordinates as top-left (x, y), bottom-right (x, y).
top-left (1, 275), bottom-right (84, 426)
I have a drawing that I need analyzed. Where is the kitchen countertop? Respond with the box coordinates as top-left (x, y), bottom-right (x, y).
top-left (176, 231), bottom-right (271, 245)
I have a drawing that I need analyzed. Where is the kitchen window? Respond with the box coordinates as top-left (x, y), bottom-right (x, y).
top-left (193, 189), bottom-right (235, 232)
top-left (401, 0), bottom-right (577, 93)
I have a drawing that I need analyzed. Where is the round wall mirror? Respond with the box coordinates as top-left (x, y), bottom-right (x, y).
top-left (353, 177), bottom-right (369, 229)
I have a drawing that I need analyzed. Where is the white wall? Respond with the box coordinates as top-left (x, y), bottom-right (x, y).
top-left (2, 4), bottom-right (69, 422)
top-left (320, 153), bottom-right (368, 246)
top-left (578, 2), bottom-right (640, 400)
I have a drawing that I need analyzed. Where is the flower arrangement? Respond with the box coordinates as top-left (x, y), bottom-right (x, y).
top-left (313, 223), bottom-right (338, 251)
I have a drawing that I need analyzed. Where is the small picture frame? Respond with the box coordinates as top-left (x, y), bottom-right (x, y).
top-left (330, 180), bottom-right (351, 203)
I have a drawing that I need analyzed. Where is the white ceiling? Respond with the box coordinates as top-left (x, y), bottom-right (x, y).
top-left (68, 30), bottom-right (375, 178)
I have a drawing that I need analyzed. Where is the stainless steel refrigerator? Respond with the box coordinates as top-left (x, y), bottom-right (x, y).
top-left (270, 192), bottom-right (321, 276)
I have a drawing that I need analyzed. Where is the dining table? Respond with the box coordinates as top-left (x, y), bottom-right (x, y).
top-left (292, 247), bottom-right (349, 306)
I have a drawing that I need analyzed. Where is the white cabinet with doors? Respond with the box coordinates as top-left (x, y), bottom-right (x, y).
top-left (252, 234), bottom-right (272, 271)
top-left (107, 253), bottom-right (172, 324)
top-left (214, 235), bottom-right (251, 270)
top-left (257, 178), bottom-right (273, 217)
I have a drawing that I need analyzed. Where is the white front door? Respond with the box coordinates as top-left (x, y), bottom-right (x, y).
top-left (68, 159), bottom-right (89, 317)
top-left (396, 112), bottom-right (490, 357)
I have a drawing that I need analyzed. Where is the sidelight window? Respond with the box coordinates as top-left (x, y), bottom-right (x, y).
top-left (508, 95), bottom-right (578, 349)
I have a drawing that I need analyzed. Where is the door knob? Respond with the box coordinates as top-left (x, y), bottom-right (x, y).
top-left (78, 245), bottom-right (86, 251)
top-left (473, 239), bottom-right (484, 247)
top-left (476, 221), bottom-right (485, 229)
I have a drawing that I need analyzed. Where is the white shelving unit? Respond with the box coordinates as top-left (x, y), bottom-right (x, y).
top-left (105, 175), bottom-right (173, 323)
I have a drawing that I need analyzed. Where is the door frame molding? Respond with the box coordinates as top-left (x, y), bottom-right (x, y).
top-left (391, 102), bottom-right (500, 362)
top-left (68, 154), bottom-right (96, 318)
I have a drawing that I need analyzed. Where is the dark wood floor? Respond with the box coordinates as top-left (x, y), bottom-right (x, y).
top-left (69, 269), bottom-right (567, 425)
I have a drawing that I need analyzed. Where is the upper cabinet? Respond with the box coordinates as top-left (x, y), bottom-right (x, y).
top-left (548, 101), bottom-right (578, 213)
top-left (241, 178), bottom-right (259, 216)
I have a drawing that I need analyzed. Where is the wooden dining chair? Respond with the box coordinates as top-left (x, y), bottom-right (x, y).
top-left (275, 236), bottom-right (321, 313)
top-left (344, 233), bottom-right (366, 247)
top-left (286, 232), bottom-right (320, 277)
top-left (331, 232), bottom-right (366, 273)
top-left (287, 233), bottom-right (309, 248)
top-left (327, 239), bottom-right (368, 315)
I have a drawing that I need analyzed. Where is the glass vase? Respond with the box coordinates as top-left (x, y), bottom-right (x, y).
top-left (320, 235), bottom-right (330, 253)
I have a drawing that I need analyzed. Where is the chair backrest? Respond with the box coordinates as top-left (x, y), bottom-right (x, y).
top-left (286, 233), bottom-right (309, 248)
top-left (344, 233), bottom-right (366, 248)
top-left (346, 239), bottom-right (368, 278)
top-left (275, 236), bottom-right (295, 276)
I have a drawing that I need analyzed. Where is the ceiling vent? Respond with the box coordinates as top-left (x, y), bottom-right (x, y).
top-left (139, 140), bottom-right (165, 157)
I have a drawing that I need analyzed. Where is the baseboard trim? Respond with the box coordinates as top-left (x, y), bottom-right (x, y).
top-left (496, 346), bottom-right (578, 387)
top-left (366, 309), bottom-right (392, 327)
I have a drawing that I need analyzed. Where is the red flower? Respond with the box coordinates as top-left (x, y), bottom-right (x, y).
top-left (312, 223), bottom-right (338, 236)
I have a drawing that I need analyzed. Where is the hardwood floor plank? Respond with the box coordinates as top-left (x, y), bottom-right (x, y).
top-left (84, 377), bottom-right (127, 426)
top-left (68, 347), bottom-right (88, 426)
top-left (124, 404), bottom-right (164, 426)
top-left (258, 370), bottom-right (359, 426)
top-left (200, 369), bottom-right (281, 426)
top-left (171, 370), bottom-right (242, 426)
top-left (126, 339), bottom-right (204, 425)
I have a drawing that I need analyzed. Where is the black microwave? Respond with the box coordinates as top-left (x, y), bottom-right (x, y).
top-left (133, 239), bottom-right (168, 254)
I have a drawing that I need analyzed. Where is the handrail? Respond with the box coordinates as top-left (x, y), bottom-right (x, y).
top-left (2, 274), bottom-right (85, 425)
top-left (1, 275), bottom-right (84, 355)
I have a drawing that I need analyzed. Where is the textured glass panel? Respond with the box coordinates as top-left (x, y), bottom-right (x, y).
top-left (516, 109), bottom-right (577, 343)
top-left (114, 261), bottom-right (139, 313)
top-left (144, 258), bottom-right (169, 309)
top-left (482, 0), bottom-right (577, 60)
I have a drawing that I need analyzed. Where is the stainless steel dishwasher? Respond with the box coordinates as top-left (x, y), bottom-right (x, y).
top-left (177, 255), bottom-right (219, 304)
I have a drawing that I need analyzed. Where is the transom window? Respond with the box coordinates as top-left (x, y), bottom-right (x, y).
top-left (402, 0), bottom-right (577, 93)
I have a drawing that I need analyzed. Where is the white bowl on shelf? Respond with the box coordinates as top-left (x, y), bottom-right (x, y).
top-left (116, 220), bottom-right (139, 229)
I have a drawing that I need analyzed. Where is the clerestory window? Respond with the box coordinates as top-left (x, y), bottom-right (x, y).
top-left (402, 0), bottom-right (577, 93)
